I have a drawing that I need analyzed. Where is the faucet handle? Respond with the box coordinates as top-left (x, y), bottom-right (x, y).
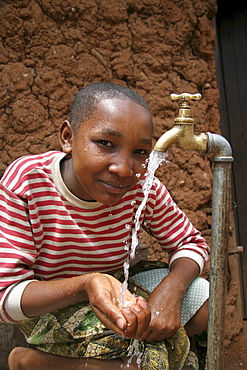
top-left (170, 93), bottom-right (202, 102)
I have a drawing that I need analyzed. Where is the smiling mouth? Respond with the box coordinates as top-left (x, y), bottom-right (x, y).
top-left (99, 180), bottom-right (130, 194)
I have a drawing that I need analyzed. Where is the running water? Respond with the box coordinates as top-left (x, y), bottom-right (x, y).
top-left (119, 150), bottom-right (168, 367)
top-left (120, 150), bottom-right (167, 306)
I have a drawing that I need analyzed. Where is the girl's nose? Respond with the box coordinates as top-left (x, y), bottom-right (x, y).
top-left (109, 155), bottom-right (134, 177)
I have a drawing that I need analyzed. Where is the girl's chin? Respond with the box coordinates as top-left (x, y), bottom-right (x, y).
top-left (97, 196), bottom-right (123, 206)
top-left (94, 191), bottom-right (126, 205)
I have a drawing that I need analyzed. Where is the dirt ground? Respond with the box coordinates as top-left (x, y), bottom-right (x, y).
top-left (224, 332), bottom-right (247, 369)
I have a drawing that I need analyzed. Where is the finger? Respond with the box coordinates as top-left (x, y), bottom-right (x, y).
top-left (141, 324), bottom-right (178, 342)
top-left (141, 328), bottom-right (151, 342)
top-left (129, 305), bottom-right (150, 338)
top-left (136, 297), bottom-right (151, 330)
top-left (145, 329), bottom-right (177, 342)
top-left (141, 329), bottom-right (164, 343)
top-left (121, 307), bottom-right (138, 338)
top-left (92, 304), bottom-right (127, 336)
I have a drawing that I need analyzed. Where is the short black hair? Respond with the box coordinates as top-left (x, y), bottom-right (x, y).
top-left (69, 82), bottom-right (151, 131)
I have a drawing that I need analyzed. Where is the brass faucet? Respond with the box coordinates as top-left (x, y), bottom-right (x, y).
top-left (153, 93), bottom-right (208, 154)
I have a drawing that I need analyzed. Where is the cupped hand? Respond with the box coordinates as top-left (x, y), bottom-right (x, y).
top-left (84, 273), bottom-right (151, 339)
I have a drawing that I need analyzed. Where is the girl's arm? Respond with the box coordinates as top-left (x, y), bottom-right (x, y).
top-left (21, 273), bottom-right (151, 339)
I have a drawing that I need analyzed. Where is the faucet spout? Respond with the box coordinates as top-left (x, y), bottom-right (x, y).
top-left (153, 126), bottom-right (180, 152)
top-left (153, 93), bottom-right (208, 154)
top-left (153, 124), bottom-right (208, 154)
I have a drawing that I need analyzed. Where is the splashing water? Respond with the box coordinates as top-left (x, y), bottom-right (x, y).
top-left (127, 339), bottom-right (145, 367)
top-left (120, 150), bottom-right (167, 306)
top-left (119, 150), bottom-right (168, 366)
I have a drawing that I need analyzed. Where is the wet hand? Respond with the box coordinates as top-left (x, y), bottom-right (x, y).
top-left (121, 296), bottom-right (151, 339)
top-left (140, 279), bottom-right (182, 342)
top-left (84, 273), bottom-right (150, 338)
top-left (140, 302), bottom-right (181, 342)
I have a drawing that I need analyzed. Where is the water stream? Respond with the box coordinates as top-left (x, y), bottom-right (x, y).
top-left (119, 150), bottom-right (168, 367)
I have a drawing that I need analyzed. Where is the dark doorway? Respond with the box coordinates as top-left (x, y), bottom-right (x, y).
top-left (216, 0), bottom-right (247, 318)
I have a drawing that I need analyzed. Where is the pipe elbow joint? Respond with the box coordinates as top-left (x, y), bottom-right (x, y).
top-left (206, 132), bottom-right (234, 162)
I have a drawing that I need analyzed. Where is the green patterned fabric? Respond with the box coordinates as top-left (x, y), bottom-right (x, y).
top-left (184, 332), bottom-right (207, 369)
top-left (17, 261), bottom-right (191, 369)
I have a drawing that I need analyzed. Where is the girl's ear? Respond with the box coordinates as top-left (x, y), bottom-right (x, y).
top-left (59, 120), bottom-right (73, 154)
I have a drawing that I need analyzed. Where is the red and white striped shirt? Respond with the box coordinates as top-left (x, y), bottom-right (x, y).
top-left (0, 151), bottom-right (209, 323)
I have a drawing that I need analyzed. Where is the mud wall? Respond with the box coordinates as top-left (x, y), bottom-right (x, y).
top-left (0, 0), bottom-right (218, 244)
top-left (0, 0), bottom-right (242, 357)
top-left (0, 0), bottom-right (220, 257)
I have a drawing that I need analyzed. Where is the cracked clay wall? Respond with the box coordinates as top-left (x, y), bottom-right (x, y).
top-left (0, 0), bottom-right (242, 357)
top-left (0, 0), bottom-right (218, 235)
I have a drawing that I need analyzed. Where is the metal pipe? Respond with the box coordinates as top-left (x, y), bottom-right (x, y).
top-left (153, 93), bottom-right (233, 370)
top-left (206, 133), bottom-right (233, 370)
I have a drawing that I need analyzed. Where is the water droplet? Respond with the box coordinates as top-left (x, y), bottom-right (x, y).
top-left (141, 163), bottom-right (146, 168)
top-left (108, 206), bottom-right (113, 217)
top-left (135, 173), bottom-right (141, 178)
top-left (125, 224), bottom-right (131, 230)
top-left (137, 358), bottom-right (142, 365)
top-left (131, 200), bottom-right (136, 206)
top-left (156, 311), bottom-right (160, 315)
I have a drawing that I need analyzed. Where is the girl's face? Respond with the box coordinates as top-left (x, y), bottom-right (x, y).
top-left (60, 98), bottom-right (153, 205)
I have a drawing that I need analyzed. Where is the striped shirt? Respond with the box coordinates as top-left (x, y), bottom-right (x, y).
top-left (0, 151), bottom-right (209, 323)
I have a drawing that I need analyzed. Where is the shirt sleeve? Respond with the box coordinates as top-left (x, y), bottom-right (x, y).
top-left (4, 280), bottom-right (37, 322)
top-left (0, 182), bottom-right (37, 323)
top-left (145, 178), bottom-right (209, 274)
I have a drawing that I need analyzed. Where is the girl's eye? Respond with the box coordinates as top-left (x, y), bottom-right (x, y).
top-left (97, 140), bottom-right (113, 148)
top-left (135, 149), bottom-right (149, 156)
